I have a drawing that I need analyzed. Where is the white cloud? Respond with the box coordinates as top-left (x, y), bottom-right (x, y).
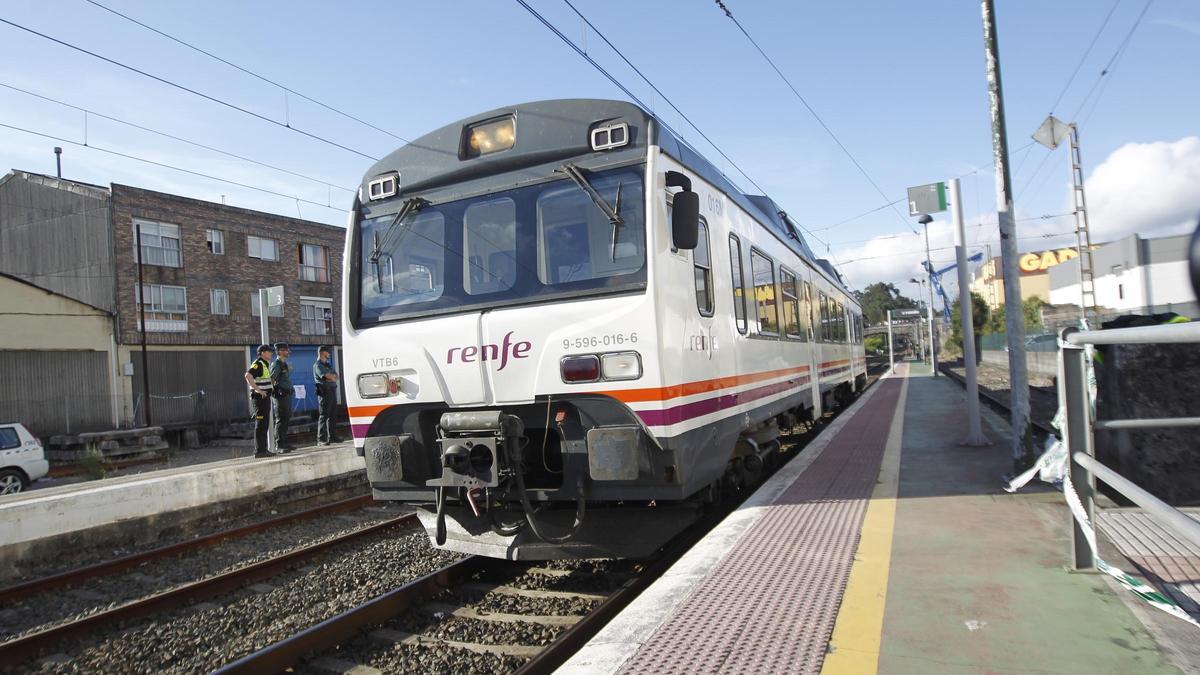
top-left (1085, 136), bottom-right (1200, 242)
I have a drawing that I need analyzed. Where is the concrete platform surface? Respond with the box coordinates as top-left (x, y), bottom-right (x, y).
top-left (559, 362), bottom-right (1191, 675)
top-left (0, 444), bottom-right (363, 549)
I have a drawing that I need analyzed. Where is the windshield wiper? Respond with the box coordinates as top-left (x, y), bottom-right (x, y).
top-left (556, 164), bottom-right (625, 260)
top-left (370, 196), bottom-right (427, 265)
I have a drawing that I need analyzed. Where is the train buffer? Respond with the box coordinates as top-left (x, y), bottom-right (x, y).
top-left (560, 361), bottom-right (1199, 674)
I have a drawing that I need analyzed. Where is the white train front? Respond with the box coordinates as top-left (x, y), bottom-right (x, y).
top-left (343, 99), bottom-right (867, 559)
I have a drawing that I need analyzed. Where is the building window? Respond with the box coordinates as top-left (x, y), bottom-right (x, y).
top-left (247, 235), bottom-right (278, 261)
top-left (729, 235), bottom-right (747, 334)
top-left (694, 220), bottom-right (713, 316)
top-left (136, 283), bottom-right (187, 332)
top-left (781, 269), bottom-right (803, 339)
top-left (206, 229), bottom-right (224, 254)
top-left (298, 243), bottom-right (330, 282)
top-left (250, 292), bottom-right (284, 318)
top-left (133, 219), bottom-right (181, 267)
top-left (750, 249), bottom-right (778, 335)
top-left (300, 298), bottom-right (334, 335)
top-left (210, 289), bottom-right (229, 315)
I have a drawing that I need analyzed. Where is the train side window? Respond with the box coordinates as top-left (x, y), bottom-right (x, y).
top-left (694, 219), bottom-right (714, 316)
top-left (750, 249), bottom-right (778, 335)
top-left (781, 268), bottom-right (802, 339)
top-left (800, 281), bottom-right (814, 341)
top-left (729, 235), bottom-right (747, 334)
top-left (817, 291), bottom-right (828, 343)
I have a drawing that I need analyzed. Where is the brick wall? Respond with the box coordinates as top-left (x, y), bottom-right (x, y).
top-left (110, 184), bottom-right (345, 346)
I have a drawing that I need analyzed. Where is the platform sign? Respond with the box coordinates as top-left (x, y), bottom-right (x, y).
top-left (894, 308), bottom-right (923, 317)
top-left (907, 182), bottom-right (947, 216)
top-left (265, 285), bottom-right (285, 307)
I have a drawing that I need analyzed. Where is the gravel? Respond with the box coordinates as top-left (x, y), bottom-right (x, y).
top-left (32, 529), bottom-right (457, 674)
top-left (355, 642), bottom-right (525, 675)
top-left (459, 588), bottom-right (597, 616)
top-left (397, 614), bottom-right (565, 647)
top-left (1, 505), bottom-right (407, 642)
top-left (944, 360), bottom-right (1057, 429)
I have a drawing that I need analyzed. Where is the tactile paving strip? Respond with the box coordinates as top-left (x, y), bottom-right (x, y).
top-left (1100, 509), bottom-right (1200, 617)
top-left (618, 378), bottom-right (902, 675)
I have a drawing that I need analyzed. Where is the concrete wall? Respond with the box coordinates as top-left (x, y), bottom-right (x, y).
top-left (0, 274), bottom-right (114, 351)
top-left (0, 172), bottom-right (114, 312)
top-left (980, 348), bottom-right (1058, 378)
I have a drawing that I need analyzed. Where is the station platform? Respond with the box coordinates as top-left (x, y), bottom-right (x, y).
top-left (0, 443), bottom-right (364, 575)
top-left (561, 362), bottom-right (1195, 674)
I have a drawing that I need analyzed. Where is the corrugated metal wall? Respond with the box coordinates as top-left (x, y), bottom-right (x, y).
top-left (0, 351), bottom-right (112, 438)
top-left (131, 350), bottom-right (249, 426)
top-left (0, 173), bottom-right (114, 312)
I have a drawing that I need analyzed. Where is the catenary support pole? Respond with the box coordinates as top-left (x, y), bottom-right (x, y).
top-left (887, 310), bottom-right (894, 373)
top-left (259, 289), bottom-right (270, 345)
top-left (924, 223), bottom-right (938, 376)
top-left (951, 178), bottom-right (987, 445)
top-left (981, 0), bottom-right (1033, 470)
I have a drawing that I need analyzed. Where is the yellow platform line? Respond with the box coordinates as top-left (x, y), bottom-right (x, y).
top-left (821, 369), bottom-right (908, 675)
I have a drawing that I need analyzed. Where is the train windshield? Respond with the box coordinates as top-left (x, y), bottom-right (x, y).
top-left (357, 166), bottom-right (645, 324)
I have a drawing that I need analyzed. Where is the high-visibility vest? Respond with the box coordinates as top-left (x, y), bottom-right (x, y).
top-left (250, 358), bottom-right (273, 387)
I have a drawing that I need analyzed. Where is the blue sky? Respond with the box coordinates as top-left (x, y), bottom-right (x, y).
top-left (2, 0), bottom-right (1198, 294)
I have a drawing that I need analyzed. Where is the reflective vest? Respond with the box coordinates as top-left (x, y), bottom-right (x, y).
top-left (249, 358), bottom-right (273, 387)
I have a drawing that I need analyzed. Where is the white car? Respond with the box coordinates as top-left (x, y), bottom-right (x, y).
top-left (0, 422), bottom-right (49, 494)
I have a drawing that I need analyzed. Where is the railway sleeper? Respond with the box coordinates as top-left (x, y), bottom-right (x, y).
top-left (419, 602), bottom-right (582, 626)
top-left (368, 628), bottom-right (542, 658)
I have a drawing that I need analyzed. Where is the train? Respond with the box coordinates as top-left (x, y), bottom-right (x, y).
top-left (342, 99), bottom-right (867, 560)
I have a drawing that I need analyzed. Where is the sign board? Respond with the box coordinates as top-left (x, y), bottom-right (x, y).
top-left (265, 285), bottom-right (285, 307)
top-left (293, 384), bottom-right (307, 400)
top-left (894, 309), bottom-right (923, 317)
top-left (1032, 115), bottom-right (1070, 150)
top-left (1018, 247), bottom-right (1079, 274)
top-left (907, 182), bottom-right (947, 216)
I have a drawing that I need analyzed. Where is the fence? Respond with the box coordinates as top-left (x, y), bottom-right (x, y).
top-left (1057, 322), bottom-right (1200, 570)
top-left (131, 350), bottom-right (251, 428)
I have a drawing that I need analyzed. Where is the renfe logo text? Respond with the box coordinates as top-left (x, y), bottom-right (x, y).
top-left (447, 331), bottom-right (532, 371)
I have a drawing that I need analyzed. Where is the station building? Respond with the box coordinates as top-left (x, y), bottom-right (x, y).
top-left (1049, 232), bottom-right (1197, 319)
top-left (0, 170), bottom-right (346, 439)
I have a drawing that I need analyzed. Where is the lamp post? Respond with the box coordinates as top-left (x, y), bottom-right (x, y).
top-left (917, 213), bottom-right (938, 376)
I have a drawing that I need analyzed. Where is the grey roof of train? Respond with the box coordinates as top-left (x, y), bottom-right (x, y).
top-left (362, 98), bottom-right (847, 293)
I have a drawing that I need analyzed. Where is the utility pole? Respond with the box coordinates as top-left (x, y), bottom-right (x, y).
top-left (134, 225), bottom-right (152, 427)
top-left (1069, 123), bottom-right (1099, 323)
top-left (951, 178), bottom-right (987, 445)
top-left (981, 0), bottom-right (1033, 471)
top-left (887, 310), bottom-right (894, 373)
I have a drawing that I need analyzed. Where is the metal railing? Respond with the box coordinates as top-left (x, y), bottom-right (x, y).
top-left (1059, 322), bottom-right (1200, 570)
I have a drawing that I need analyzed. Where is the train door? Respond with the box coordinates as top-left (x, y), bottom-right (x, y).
top-left (685, 217), bottom-right (718, 373)
top-left (798, 274), bottom-right (820, 416)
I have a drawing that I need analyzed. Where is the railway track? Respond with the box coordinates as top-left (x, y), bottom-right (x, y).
top-left (0, 498), bottom-right (423, 670)
top-left (939, 363), bottom-right (1056, 436)
top-left (213, 374), bottom-right (886, 675)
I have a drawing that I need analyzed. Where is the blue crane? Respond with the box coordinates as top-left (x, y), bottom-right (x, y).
top-left (923, 252), bottom-right (984, 321)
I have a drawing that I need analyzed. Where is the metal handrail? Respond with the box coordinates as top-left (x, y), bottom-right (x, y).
top-left (1073, 453), bottom-right (1200, 550)
top-left (1065, 321), bottom-right (1200, 346)
top-left (1058, 321), bottom-right (1199, 570)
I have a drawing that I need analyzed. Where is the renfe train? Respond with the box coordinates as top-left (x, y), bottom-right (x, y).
top-left (343, 99), bottom-right (867, 559)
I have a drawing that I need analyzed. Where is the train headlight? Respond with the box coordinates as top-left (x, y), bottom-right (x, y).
top-left (462, 116), bottom-right (515, 159)
top-left (357, 373), bottom-right (391, 399)
top-left (601, 351), bottom-right (642, 381)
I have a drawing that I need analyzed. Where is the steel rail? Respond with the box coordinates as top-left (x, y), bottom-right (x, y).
top-left (213, 556), bottom-right (486, 675)
top-left (0, 513), bottom-right (415, 665)
top-left (0, 494), bottom-right (374, 602)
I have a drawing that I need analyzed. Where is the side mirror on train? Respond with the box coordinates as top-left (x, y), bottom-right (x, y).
top-left (672, 190), bottom-right (700, 250)
top-left (1190, 218), bottom-right (1200, 302)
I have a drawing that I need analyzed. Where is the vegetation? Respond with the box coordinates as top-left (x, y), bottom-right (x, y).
top-left (948, 292), bottom-right (990, 352)
top-left (864, 334), bottom-right (886, 354)
top-left (853, 282), bottom-right (921, 326)
top-left (79, 448), bottom-right (107, 481)
top-left (982, 296), bottom-right (1047, 335)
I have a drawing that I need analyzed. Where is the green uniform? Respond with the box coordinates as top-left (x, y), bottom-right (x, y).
top-left (269, 358), bottom-right (293, 449)
top-left (313, 358), bottom-right (339, 444)
top-left (246, 358), bottom-right (273, 452)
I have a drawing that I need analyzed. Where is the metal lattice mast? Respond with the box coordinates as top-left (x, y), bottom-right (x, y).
top-left (1070, 124), bottom-right (1099, 323)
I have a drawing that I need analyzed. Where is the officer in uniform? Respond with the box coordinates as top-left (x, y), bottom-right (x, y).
top-left (243, 344), bottom-right (275, 458)
top-left (313, 345), bottom-right (340, 445)
top-left (270, 342), bottom-right (295, 452)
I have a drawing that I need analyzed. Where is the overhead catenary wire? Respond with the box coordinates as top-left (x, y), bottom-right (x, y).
top-left (0, 82), bottom-right (356, 195)
top-left (0, 17), bottom-right (379, 161)
top-left (1, 122), bottom-right (347, 214)
top-left (1048, 0), bottom-right (1123, 116)
top-left (713, 0), bottom-right (915, 234)
top-left (512, 0), bottom-right (838, 251)
top-left (82, 0), bottom-right (411, 145)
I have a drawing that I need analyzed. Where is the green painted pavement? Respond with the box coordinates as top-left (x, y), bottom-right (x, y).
top-left (876, 370), bottom-right (1178, 674)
